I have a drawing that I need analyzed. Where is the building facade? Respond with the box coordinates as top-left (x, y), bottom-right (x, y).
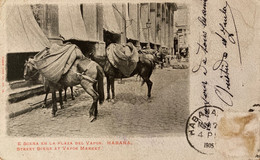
top-left (174, 4), bottom-right (189, 56)
top-left (6, 3), bottom-right (177, 82)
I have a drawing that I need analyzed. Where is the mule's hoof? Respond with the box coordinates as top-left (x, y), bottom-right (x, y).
top-left (147, 96), bottom-right (152, 102)
top-left (110, 99), bottom-right (115, 103)
top-left (52, 112), bottom-right (56, 117)
top-left (90, 116), bottom-right (97, 122)
top-left (72, 97), bottom-right (75, 100)
top-left (99, 100), bottom-right (104, 105)
top-left (106, 98), bottom-right (111, 102)
top-left (61, 105), bottom-right (64, 109)
top-left (89, 112), bottom-right (93, 118)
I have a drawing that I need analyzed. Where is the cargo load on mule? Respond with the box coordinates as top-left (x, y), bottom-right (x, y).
top-left (138, 48), bottom-right (158, 67)
top-left (89, 42), bottom-right (159, 102)
top-left (24, 43), bottom-right (105, 120)
top-left (106, 42), bottom-right (139, 77)
top-left (34, 43), bottom-right (85, 83)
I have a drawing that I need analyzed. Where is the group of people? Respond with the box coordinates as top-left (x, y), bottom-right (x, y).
top-left (138, 45), bottom-right (189, 69)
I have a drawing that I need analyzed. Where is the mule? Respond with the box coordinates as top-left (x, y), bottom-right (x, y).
top-left (43, 79), bottom-right (75, 108)
top-left (24, 57), bottom-right (104, 122)
top-left (90, 43), bottom-right (159, 102)
top-left (24, 59), bottom-right (74, 108)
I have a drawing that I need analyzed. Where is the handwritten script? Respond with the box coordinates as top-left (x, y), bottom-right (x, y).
top-left (192, 1), bottom-right (242, 108)
top-left (213, 1), bottom-right (242, 106)
top-left (193, 0), bottom-right (209, 107)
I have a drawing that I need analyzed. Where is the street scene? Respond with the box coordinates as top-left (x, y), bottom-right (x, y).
top-left (8, 68), bottom-right (189, 137)
top-left (5, 3), bottom-right (190, 137)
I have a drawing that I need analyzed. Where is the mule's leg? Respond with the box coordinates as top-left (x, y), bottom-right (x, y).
top-left (141, 74), bottom-right (153, 98)
top-left (52, 91), bottom-right (58, 116)
top-left (43, 86), bottom-right (50, 108)
top-left (110, 77), bottom-right (115, 101)
top-left (70, 87), bottom-right (75, 100)
top-left (64, 87), bottom-right (67, 102)
top-left (59, 89), bottom-right (64, 109)
top-left (106, 77), bottom-right (111, 100)
top-left (140, 64), bottom-right (153, 98)
top-left (145, 78), bottom-right (153, 98)
top-left (93, 82), bottom-right (99, 116)
top-left (80, 80), bottom-right (99, 122)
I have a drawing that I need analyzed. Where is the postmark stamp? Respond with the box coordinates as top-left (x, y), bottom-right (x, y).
top-left (185, 106), bottom-right (224, 154)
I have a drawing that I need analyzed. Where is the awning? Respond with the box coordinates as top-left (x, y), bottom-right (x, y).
top-left (140, 4), bottom-right (149, 43)
top-left (126, 4), bottom-right (138, 41)
top-left (81, 4), bottom-right (98, 42)
top-left (6, 5), bottom-right (50, 53)
top-left (126, 11), bottom-right (136, 40)
top-left (58, 4), bottom-right (88, 41)
top-left (149, 9), bottom-right (156, 44)
top-left (103, 4), bottom-right (121, 34)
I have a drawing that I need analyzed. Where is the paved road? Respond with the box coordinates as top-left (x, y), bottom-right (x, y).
top-left (7, 68), bottom-right (189, 137)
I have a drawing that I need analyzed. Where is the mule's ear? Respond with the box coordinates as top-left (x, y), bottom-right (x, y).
top-left (24, 60), bottom-right (28, 66)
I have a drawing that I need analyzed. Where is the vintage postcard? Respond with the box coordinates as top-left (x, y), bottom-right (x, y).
top-left (0, 0), bottom-right (259, 159)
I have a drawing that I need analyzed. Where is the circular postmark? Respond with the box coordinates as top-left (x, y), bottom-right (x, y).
top-left (185, 106), bottom-right (224, 154)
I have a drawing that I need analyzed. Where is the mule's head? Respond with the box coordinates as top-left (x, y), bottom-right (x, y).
top-left (23, 58), bottom-right (39, 81)
top-left (152, 53), bottom-right (161, 65)
top-left (141, 49), bottom-right (161, 65)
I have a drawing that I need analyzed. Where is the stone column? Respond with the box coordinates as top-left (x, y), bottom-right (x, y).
top-left (95, 4), bottom-right (105, 56)
top-left (136, 3), bottom-right (141, 50)
top-left (119, 4), bottom-right (127, 45)
top-left (146, 3), bottom-right (151, 49)
top-left (97, 3), bottom-right (103, 42)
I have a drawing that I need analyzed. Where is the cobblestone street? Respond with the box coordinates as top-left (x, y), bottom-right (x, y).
top-left (7, 68), bottom-right (189, 137)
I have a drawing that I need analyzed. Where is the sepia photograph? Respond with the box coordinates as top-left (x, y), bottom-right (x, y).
top-left (0, 0), bottom-right (259, 159)
top-left (6, 2), bottom-right (190, 137)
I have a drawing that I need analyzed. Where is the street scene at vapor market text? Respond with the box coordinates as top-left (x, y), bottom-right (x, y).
top-left (6, 3), bottom-right (190, 137)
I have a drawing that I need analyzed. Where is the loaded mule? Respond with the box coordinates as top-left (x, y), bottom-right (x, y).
top-left (24, 57), bottom-right (75, 109)
top-left (90, 42), bottom-right (159, 102)
top-left (24, 44), bottom-right (104, 122)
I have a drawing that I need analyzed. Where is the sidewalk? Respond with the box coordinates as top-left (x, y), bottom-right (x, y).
top-left (7, 85), bottom-right (85, 118)
top-left (7, 78), bottom-right (112, 118)
top-left (161, 58), bottom-right (189, 69)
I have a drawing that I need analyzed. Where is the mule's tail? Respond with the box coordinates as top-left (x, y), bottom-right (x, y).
top-left (96, 65), bottom-right (104, 104)
top-left (140, 60), bottom-right (155, 86)
top-left (151, 59), bottom-right (157, 71)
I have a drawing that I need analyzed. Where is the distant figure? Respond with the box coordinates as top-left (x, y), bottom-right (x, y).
top-left (179, 47), bottom-right (188, 58)
top-left (174, 37), bottom-right (178, 55)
